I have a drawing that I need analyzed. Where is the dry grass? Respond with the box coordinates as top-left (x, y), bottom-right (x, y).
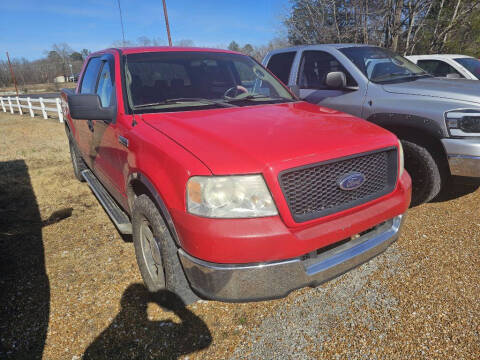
top-left (0, 112), bottom-right (478, 359)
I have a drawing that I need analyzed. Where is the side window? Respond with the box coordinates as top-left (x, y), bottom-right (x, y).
top-left (80, 57), bottom-right (102, 94)
top-left (298, 51), bottom-right (357, 90)
top-left (417, 60), bottom-right (463, 77)
top-left (96, 62), bottom-right (114, 107)
top-left (266, 52), bottom-right (296, 84)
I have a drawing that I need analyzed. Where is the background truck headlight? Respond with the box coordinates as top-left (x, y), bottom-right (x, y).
top-left (187, 175), bottom-right (278, 218)
top-left (445, 109), bottom-right (480, 136)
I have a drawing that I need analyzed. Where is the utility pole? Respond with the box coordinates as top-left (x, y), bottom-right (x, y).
top-left (117, 0), bottom-right (126, 46)
top-left (162, 0), bottom-right (173, 46)
top-left (6, 52), bottom-right (19, 96)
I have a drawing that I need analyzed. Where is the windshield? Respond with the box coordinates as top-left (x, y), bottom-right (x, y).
top-left (125, 51), bottom-right (295, 113)
top-left (339, 46), bottom-right (428, 83)
top-left (454, 57), bottom-right (480, 79)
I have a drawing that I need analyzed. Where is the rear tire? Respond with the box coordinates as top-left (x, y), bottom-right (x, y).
top-left (68, 134), bottom-right (87, 182)
top-left (132, 194), bottom-right (199, 304)
top-left (401, 139), bottom-right (446, 206)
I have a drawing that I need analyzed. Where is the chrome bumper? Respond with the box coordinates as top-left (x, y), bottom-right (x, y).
top-left (178, 215), bottom-right (405, 302)
top-left (442, 138), bottom-right (480, 177)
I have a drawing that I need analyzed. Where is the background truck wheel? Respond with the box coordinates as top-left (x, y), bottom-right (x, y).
top-left (402, 139), bottom-right (445, 206)
top-left (132, 194), bottom-right (199, 304)
top-left (68, 134), bottom-right (87, 182)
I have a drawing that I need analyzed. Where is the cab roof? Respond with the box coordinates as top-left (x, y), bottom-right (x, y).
top-left (91, 46), bottom-right (241, 57)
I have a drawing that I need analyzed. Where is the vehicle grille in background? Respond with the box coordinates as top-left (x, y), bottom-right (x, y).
top-left (279, 148), bottom-right (398, 222)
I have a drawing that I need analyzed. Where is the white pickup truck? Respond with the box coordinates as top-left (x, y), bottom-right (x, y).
top-left (407, 54), bottom-right (480, 80)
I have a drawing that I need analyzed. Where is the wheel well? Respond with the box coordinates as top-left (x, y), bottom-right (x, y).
top-left (126, 176), bottom-right (181, 247)
top-left (127, 178), bottom-right (156, 212)
top-left (382, 125), bottom-right (447, 162)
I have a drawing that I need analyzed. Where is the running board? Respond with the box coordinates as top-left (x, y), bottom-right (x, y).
top-left (81, 169), bottom-right (132, 234)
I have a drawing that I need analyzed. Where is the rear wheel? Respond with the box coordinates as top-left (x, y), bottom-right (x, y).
top-left (401, 139), bottom-right (447, 206)
top-left (68, 134), bottom-right (87, 182)
top-left (132, 194), bottom-right (199, 304)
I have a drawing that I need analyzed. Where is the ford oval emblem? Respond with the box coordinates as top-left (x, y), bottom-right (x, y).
top-left (338, 172), bottom-right (366, 191)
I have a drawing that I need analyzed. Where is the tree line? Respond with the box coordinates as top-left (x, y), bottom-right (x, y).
top-left (0, 43), bottom-right (91, 88)
top-left (284, 0), bottom-right (480, 55)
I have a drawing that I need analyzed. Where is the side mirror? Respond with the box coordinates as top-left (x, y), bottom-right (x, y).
top-left (288, 85), bottom-right (300, 97)
top-left (446, 73), bottom-right (461, 79)
top-left (67, 94), bottom-right (115, 121)
top-left (325, 71), bottom-right (347, 89)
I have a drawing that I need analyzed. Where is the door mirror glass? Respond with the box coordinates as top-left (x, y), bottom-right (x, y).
top-left (325, 71), bottom-right (347, 89)
top-left (68, 94), bottom-right (115, 121)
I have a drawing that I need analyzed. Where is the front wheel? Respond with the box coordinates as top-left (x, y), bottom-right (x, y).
top-left (132, 194), bottom-right (199, 304)
top-left (401, 140), bottom-right (446, 206)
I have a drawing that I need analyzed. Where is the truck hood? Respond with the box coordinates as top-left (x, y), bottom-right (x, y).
top-left (382, 77), bottom-right (480, 104)
top-left (143, 102), bottom-right (397, 174)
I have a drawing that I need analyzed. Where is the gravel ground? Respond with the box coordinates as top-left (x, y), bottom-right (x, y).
top-left (0, 113), bottom-right (479, 359)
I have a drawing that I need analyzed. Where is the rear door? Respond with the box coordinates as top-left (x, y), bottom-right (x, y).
top-left (295, 50), bottom-right (366, 117)
top-left (74, 56), bottom-right (102, 167)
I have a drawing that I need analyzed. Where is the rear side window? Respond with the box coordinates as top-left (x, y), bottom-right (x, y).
top-left (80, 57), bottom-right (102, 94)
top-left (417, 59), bottom-right (462, 78)
top-left (266, 52), bottom-right (296, 85)
top-left (96, 62), bottom-right (114, 107)
top-left (298, 51), bottom-right (357, 89)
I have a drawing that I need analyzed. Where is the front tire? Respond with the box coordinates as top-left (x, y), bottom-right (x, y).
top-left (132, 194), bottom-right (199, 304)
top-left (402, 140), bottom-right (446, 206)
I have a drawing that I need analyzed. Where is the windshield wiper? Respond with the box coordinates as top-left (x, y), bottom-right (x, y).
top-left (372, 72), bottom-right (431, 82)
top-left (225, 94), bottom-right (293, 102)
top-left (133, 97), bottom-right (237, 109)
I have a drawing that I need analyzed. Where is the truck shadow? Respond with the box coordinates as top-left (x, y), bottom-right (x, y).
top-left (432, 176), bottom-right (480, 203)
top-left (0, 160), bottom-right (50, 359)
top-left (83, 284), bottom-right (212, 360)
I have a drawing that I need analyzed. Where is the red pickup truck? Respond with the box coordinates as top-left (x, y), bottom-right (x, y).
top-left (62, 47), bottom-right (411, 303)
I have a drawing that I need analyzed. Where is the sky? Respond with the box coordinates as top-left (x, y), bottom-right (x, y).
top-left (0, 0), bottom-right (291, 61)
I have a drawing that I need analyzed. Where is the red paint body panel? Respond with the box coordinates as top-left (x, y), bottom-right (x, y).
top-left (64, 47), bottom-right (411, 265)
top-left (172, 171), bottom-right (411, 263)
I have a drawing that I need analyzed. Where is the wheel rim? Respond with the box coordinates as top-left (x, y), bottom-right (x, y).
top-left (139, 218), bottom-right (165, 287)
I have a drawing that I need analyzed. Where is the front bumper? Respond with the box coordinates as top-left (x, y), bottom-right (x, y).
top-left (442, 138), bottom-right (480, 177)
top-left (179, 215), bottom-right (405, 302)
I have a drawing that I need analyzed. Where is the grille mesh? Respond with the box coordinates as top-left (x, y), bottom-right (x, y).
top-left (279, 149), bottom-right (397, 222)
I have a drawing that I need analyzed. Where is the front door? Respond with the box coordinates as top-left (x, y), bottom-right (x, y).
top-left (297, 50), bottom-right (366, 118)
top-left (89, 56), bottom-right (127, 202)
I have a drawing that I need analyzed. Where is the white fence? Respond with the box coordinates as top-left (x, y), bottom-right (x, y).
top-left (0, 96), bottom-right (63, 122)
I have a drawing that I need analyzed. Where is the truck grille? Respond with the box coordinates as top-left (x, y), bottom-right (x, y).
top-left (279, 148), bottom-right (398, 222)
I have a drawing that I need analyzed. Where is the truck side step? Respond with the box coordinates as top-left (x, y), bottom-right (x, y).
top-left (81, 169), bottom-right (132, 234)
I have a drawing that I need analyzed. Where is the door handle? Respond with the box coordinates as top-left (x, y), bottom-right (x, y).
top-left (118, 135), bottom-right (129, 148)
top-left (87, 120), bottom-right (94, 132)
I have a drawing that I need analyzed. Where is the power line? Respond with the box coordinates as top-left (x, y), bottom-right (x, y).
top-left (117, 0), bottom-right (126, 46)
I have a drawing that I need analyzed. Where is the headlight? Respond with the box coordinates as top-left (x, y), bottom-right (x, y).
top-left (398, 140), bottom-right (404, 176)
top-left (186, 175), bottom-right (278, 218)
top-left (445, 109), bottom-right (480, 136)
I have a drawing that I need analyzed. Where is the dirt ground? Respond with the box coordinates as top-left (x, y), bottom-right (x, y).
top-left (0, 112), bottom-right (479, 360)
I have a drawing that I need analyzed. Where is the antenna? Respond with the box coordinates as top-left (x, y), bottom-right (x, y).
top-left (117, 0), bottom-right (126, 46)
top-left (162, 0), bottom-right (173, 46)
